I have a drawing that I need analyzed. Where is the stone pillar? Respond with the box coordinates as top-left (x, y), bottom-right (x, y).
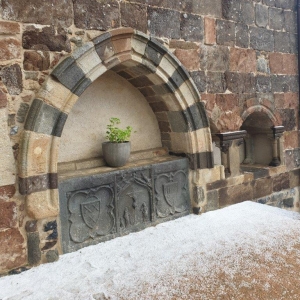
top-left (269, 126), bottom-right (284, 167)
top-left (215, 130), bottom-right (247, 178)
top-left (243, 134), bottom-right (254, 164)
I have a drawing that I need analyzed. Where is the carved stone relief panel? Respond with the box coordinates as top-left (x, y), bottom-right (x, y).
top-left (59, 158), bottom-right (190, 253)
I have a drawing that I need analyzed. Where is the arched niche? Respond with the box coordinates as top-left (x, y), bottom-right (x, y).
top-left (18, 28), bottom-right (214, 220)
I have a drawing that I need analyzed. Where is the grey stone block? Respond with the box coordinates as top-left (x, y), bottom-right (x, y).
top-left (148, 7), bottom-right (180, 39)
top-left (206, 71), bottom-right (226, 93)
top-left (274, 31), bottom-right (291, 53)
top-left (289, 33), bottom-right (297, 54)
top-left (169, 66), bottom-right (190, 89)
top-left (257, 55), bottom-right (270, 74)
top-left (275, 0), bottom-right (297, 9)
top-left (186, 102), bottom-right (209, 130)
top-left (168, 110), bottom-right (189, 132)
top-left (225, 72), bottom-right (256, 94)
top-left (206, 45), bottom-right (229, 72)
top-left (144, 38), bottom-right (167, 67)
top-left (46, 250), bottom-right (59, 263)
top-left (236, 23), bottom-right (249, 48)
top-left (240, 0), bottom-right (255, 25)
top-left (190, 71), bottom-right (206, 93)
top-left (263, 0), bottom-right (276, 6)
top-left (271, 75), bottom-right (298, 93)
top-left (216, 19), bottom-right (235, 46)
top-left (27, 232), bottom-right (41, 265)
top-left (206, 190), bottom-right (219, 212)
top-left (250, 27), bottom-right (274, 51)
top-left (180, 13), bottom-right (203, 42)
top-left (256, 75), bottom-right (272, 93)
top-left (1, 64), bottom-right (22, 95)
top-left (284, 11), bottom-right (297, 33)
top-left (269, 7), bottom-right (284, 31)
top-left (222, 0), bottom-right (240, 21)
top-left (255, 4), bottom-right (269, 28)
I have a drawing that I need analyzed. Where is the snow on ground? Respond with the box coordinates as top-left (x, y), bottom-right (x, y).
top-left (1, 201), bottom-right (300, 300)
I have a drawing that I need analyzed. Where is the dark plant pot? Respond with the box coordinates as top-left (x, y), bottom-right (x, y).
top-left (102, 141), bottom-right (131, 167)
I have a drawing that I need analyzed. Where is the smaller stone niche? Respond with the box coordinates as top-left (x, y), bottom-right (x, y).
top-left (241, 112), bottom-right (284, 167)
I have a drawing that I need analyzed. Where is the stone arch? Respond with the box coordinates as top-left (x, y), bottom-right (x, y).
top-left (18, 28), bottom-right (213, 220)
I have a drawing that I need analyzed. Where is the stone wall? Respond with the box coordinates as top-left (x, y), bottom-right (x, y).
top-left (0, 0), bottom-right (299, 275)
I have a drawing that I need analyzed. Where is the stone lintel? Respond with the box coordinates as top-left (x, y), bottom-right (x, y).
top-left (215, 130), bottom-right (247, 142)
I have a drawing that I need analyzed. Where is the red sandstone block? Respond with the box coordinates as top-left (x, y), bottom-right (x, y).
top-left (270, 53), bottom-right (297, 75)
top-left (274, 93), bottom-right (285, 109)
top-left (229, 48), bottom-right (256, 73)
top-left (0, 184), bottom-right (16, 200)
top-left (0, 21), bottom-right (20, 35)
top-left (216, 94), bottom-right (238, 111)
top-left (0, 202), bottom-right (17, 229)
top-left (269, 53), bottom-right (282, 74)
top-left (284, 131), bottom-right (299, 149)
top-left (284, 92), bottom-right (298, 109)
top-left (0, 37), bottom-right (21, 60)
top-left (174, 48), bottom-right (200, 71)
top-left (201, 93), bottom-right (216, 111)
top-left (204, 17), bottom-right (216, 45)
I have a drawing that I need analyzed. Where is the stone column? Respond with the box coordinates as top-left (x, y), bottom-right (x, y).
top-left (243, 134), bottom-right (254, 164)
top-left (269, 126), bottom-right (284, 167)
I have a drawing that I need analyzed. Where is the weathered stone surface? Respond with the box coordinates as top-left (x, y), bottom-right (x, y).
top-left (275, 0), bottom-right (297, 9)
top-left (0, 185), bottom-right (15, 200)
top-left (273, 173), bottom-right (290, 192)
top-left (219, 182), bottom-right (253, 207)
top-left (16, 103), bottom-right (30, 123)
top-left (206, 72), bottom-right (226, 93)
top-left (230, 48), bottom-right (256, 73)
top-left (284, 131), bottom-right (299, 149)
top-left (269, 53), bottom-right (297, 75)
top-left (225, 72), bottom-right (256, 94)
top-left (206, 46), bottom-right (229, 72)
top-left (250, 27), bottom-right (274, 52)
top-left (181, 0), bottom-right (222, 17)
top-left (46, 249), bottom-right (59, 263)
top-left (240, 0), bottom-right (255, 25)
top-left (1, 64), bottom-right (22, 95)
top-left (274, 31), bottom-right (290, 53)
top-left (216, 20), bottom-right (235, 46)
top-left (27, 232), bottom-right (41, 265)
top-left (289, 169), bottom-right (300, 188)
top-left (25, 220), bottom-right (38, 233)
top-left (0, 228), bottom-right (26, 272)
top-left (169, 40), bottom-right (198, 50)
top-left (0, 20), bottom-right (20, 35)
top-left (204, 17), bottom-right (216, 45)
top-left (263, 0), bottom-right (276, 7)
top-left (254, 177), bottom-right (273, 199)
top-left (284, 10), bottom-right (297, 33)
top-left (279, 109), bottom-right (296, 131)
top-left (23, 51), bottom-right (50, 71)
top-left (289, 33), bottom-right (297, 54)
top-left (256, 76), bottom-right (272, 93)
top-left (190, 71), bottom-right (206, 93)
top-left (0, 90), bottom-right (7, 108)
top-left (0, 37), bottom-right (21, 61)
top-left (283, 197), bottom-right (294, 208)
top-left (0, 202), bottom-right (17, 229)
top-left (285, 148), bottom-right (300, 170)
top-left (269, 7), bottom-right (284, 31)
top-left (206, 190), bottom-right (219, 212)
top-left (222, 0), bottom-right (240, 21)
top-left (23, 26), bottom-right (71, 52)
top-left (255, 4), bottom-right (269, 28)
top-left (120, 3), bottom-right (147, 33)
top-left (1, 0), bottom-right (73, 27)
top-left (174, 49), bottom-right (200, 71)
top-left (216, 94), bottom-right (238, 111)
top-left (271, 75), bottom-right (298, 92)
top-left (257, 54), bottom-right (270, 74)
top-left (148, 7), bottom-right (180, 39)
top-left (180, 13), bottom-right (203, 42)
top-left (235, 23), bottom-right (249, 48)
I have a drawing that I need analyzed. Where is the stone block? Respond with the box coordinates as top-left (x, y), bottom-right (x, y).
top-left (190, 71), bottom-right (206, 93)
top-left (1, 0), bottom-right (73, 27)
top-left (180, 13), bottom-right (203, 42)
top-left (257, 53), bottom-right (270, 74)
top-left (206, 179), bottom-right (228, 191)
top-left (74, 0), bottom-right (119, 31)
top-left (279, 108), bottom-right (296, 131)
top-left (169, 40), bottom-right (198, 50)
top-left (27, 232), bottom-right (41, 265)
top-left (0, 20), bottom-right (20, 35)
top-left (255, 4), bottom-right (269, 28)
top-left (289, 169), bottom-right (300, 188)
top-left (206, 46), bottom-right (229, 72)
top-left (275, 0), bottom-right (297, 9)
top-left (263, 0), bottom-right (276, 6)
top-left (250, 27), bottom-right (274, 52)
top-left (225, 72), bottom-right (256, 94)
top-left (256, 75), bottom-right (272, 93)
top-left (0, 228), bottom-right (26, 273)
top-left (229, 48), bottom-right (256, 73)
top-left (206, 190), bottom-right (219, 212)
top-left (216, 20), bottom-right (235, 46)
top-left (222, 0), bottom-right (240, 22)
top-left (219, 182), bottom-right (253, 207)
top-left (269, 53), bottom-right (297, 75)
top-left (205, 18), bottom-right (216, 45)
top-left (253, 177), bottom-right (273, 198)
top-left (0, 37), bottom-right (21, 61)
top-left (216, 94), bottom-right (238, 111)
top-left (187, 152), bottom-right (214, 170)
top-left (271, 75), bottom-right (298, 93)
top-left (284, 11), bottom-right (297, 33)
top-left (284, 131), bottom-right (299, 149)
top-left (0, 185), bottom-right (16, 200)
top-left (23, 26), bottom-right (71, 52)
top-left (206, 72), bottom-right (226, 93)
top-left (0, 202), bottom-right (17, 229)
top-left (273, 173), bottom-right (290, 192)
top-left (235, 23), bottom-right (249, 48)
top-left (181, 0), bottom-right (222, 18)
top-left (240, 0), bottom-right (255, 25)
top-left (174, 49), bottom-right (200, 71)
top-left (46, 249), bottom-right (59, 263)
top-left (121, 3), bottom-right (147, 33)
top-left (283, 92), bottom-right (298, 108)
top-left (289, 33), bottom-right (297, 54)
top-left (23, 51), bottom-right (50, 71)
top-left (274, 31), bottom-right (290, 53)
top-left (285, 148), bottom-right (300, 170)
top-left (269, 7), bottom-right (284, 31)
top-left (148, 7), bottom-right (180, 39)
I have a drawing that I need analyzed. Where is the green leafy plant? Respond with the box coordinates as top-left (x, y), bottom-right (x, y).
top-left (105, 117), bottom-right (133, 143)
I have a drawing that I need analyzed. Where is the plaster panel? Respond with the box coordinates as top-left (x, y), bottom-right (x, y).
top-left (0, 109), bottom-right (15, 186)
top-left (58, 70), bottom-right (162, 163)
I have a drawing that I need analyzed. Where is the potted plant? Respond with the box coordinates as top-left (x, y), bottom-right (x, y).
top-left (102, 117), bottom-right (133, 167)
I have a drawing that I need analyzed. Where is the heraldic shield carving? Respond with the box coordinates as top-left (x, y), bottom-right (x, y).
top-left (59, 157), bottom-right (190, 253)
